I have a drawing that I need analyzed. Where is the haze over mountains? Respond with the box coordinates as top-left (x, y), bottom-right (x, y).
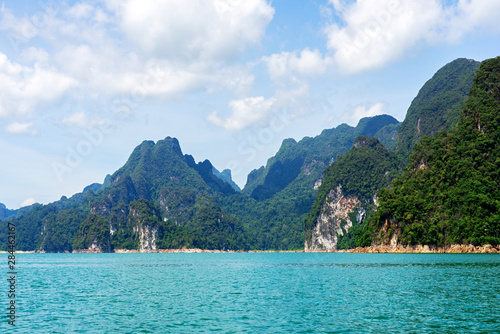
top-left (2, 57), bottom-right (499, 252)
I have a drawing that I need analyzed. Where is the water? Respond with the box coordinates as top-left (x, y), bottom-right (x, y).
top-left (5, 253), bottom-right (500, 333)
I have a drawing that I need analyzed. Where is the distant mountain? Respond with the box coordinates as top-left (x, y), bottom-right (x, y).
top-left (71, 137), bottom-right (245, 251)
top-left (0, 137), bottom-right (246, 252)
top-left (395, 58), bottom-right (481, 161)
top-left (3, 57), bottom-right (492, 252)
top-left (304, 57), bottom-right (500, 251)
top-left (243, 114), bottom-right (399, 200)
top-left (374, 122), bottom-right (401, 150)
top-left (216, 115), bottom-right (400, 250)
top-left (0, 203), bottom-right (17, 220)
top-left (212, 168), bottom-right (241, 191)
top-left (82, 174), bottom-right (111, 194)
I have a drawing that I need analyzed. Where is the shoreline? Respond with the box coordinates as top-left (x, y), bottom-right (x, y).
top-left (308, 244), bottom-right (500, 254)
top-left (2, 244), bottom-right (499, 254)
top-left (74, 248), bottom-right (305, 254)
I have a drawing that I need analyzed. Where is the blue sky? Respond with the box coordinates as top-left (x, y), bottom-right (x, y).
top-left (1, 0), bottom-right (500, 209)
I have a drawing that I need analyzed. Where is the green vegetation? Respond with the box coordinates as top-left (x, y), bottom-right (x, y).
top-left (373, 57), bottom-right (500, 246)
top-left (336, 209), bottom-right (375, 250)
top-left (232, 115), bottom-right (399, 250)
top-left (374, 123), bottom-right (401, 150)
top-left (73, 214), bottom-right (111, 251)
top-left (4, 57), bottom-right (498, 252)
top-left (0, 203), bottom-right (17, 220)
top-left (304, 137), bottom-right (399, 248)
top-left (40, 209), bottom-right (87, 252)
top-left (395, 58), bottom-right (480, 162)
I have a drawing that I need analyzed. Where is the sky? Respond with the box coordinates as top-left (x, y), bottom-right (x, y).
top-left (1, 0), bottom-right (500, 209)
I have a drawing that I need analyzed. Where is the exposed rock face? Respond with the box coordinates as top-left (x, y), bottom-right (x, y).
top-left (85, 238), bottom-right (111, 253)
top-left (89, 241), bottom-right (103, 252)
top-left (128, 206), bottom-right (159, 251)
top-left (348, 244), bottom-right (500, 253)
top-left (305, 186), bottom-right (365, 251)
top-left (139, 225), bottom-right (157, 252)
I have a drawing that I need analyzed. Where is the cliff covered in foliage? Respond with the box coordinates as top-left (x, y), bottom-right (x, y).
top-left (304, 137), bottom-right (398, 250)
top-left (395, 58), bottom-right (480, 162)
top-left (373, 56), bottom-right (500, 247)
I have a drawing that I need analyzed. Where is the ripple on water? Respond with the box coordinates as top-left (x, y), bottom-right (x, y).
top-left (14, 253), bottom-right (500, 333)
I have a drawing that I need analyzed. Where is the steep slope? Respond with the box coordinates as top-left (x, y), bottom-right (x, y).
top-left (74, 138), bottom-right (245, 251)
top-left (0, 203), bottom-right (17, 219)
top-left (395, 58), bottom-right (480, 162)
top-left (1, 137), bottom-right (245, 252)
top-left (304, 137), bottom-right (399, 250)
top-left (243, 114), bottom-right (399, 200)
top-left (218, 115), bottom-right (400, 250)
top-left (373, 56), bottom-right (500, 247)
top-left (213, 167), bottom-right (241, 191)
top-left (374, 123), bottom-right (401, 150)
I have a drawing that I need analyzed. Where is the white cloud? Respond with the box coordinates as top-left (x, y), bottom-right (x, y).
top-left (21, 47), bottom-right (50, 63)
top-left (325, 0), bottom-right (500, 74)
top-left (207, 96), bottom-right (276, 130)
top-left (61, 112), bottom-right (106, 130)
top-left (114, 0), bottom-right (274, 62)
top-left (0, 0), bottom-right (272, 127)
top-left (20, 197), bottom-right (36, 207)
top-left (66, 2), bottom-right (95, 19)
top-left (0, 7), bottom-right (39, 44)
top-left (263, 48), bottom-right (331, 81)
top-left (344, 102), bottom-right (385, 124)
top-left (5, 122), bottom-right (37, 135)
top-left (0, 52), bottom-right (75, 118)
top-left (449, 0), bottom-right (500, 38)
top-left (326, 0), bottom-right (442, 74)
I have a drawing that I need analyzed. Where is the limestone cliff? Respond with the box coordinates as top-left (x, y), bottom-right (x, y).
top-left (304, 136), bottom-right (396, 251)
top-left (129, 204), bottom-right (159, 252)
top-left (305, 186), bottom-right (367, 251)
top-left (133, 224), bottom-right (158, 252)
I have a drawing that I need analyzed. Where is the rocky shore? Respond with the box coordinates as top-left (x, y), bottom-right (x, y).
top-left (345, 244), bottom-right (500, 254)
top-left (6, 245), bottom-right (500, 254)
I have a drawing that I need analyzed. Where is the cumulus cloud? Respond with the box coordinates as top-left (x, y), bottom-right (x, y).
top-left (0, 1), bottom-right (272, 121)
top-left (448, 0), bottom-right (500, 38)
top-left (114, 0), bottom-right (274, 62)
top-left (20, 197), bottom-right (36, 207)
top-left (0, 52), bottom-right (76, 118)
top-left (325, 0), bottom-right (442, 74)
top-left (207, 96), bottom-right (276, 130)
top-left (344, 103), bottom-right (386, 124)
top-left (21, 47), bottom-right (50, 64)
top-left (5, 122), bottom-right (37, 135)
top-left (325, 0), bottom-right (500, 74)
top-left (61, 112), bottom-right (106, 130)
top-left (263, 48), bottom-right (332, 81)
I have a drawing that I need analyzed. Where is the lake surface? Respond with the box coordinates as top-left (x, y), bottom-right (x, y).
top-left (6, 253), bottom-right (500, 333)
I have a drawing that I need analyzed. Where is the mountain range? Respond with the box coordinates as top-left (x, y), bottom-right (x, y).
top-left (306, 57), bottom-right (499, 250)
top-left (2, 56), bottom-right (498, 252)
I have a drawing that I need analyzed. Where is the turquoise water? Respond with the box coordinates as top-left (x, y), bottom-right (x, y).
top-left (5, 253), bottom-right (500, 333)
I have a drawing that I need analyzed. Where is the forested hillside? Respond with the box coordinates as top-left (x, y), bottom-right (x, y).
top-left (224, 115), bottom-right (399, 250)
top-left (304, 137), bottom-right (399, 250)
top-left (395, 58), bottom-right (480, 162)
top-left (373, 56), bottom-right (500, 246)
top-left (2, 57), bottom-right (496, 252)
top-left (304, 57), bottom-right (485, 251)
